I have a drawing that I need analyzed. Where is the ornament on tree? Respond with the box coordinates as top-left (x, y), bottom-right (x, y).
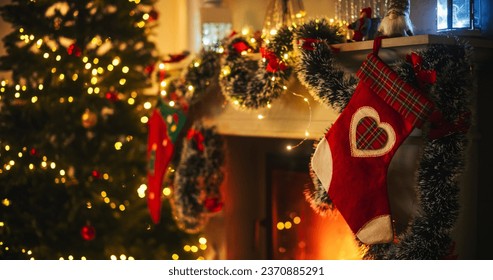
top-left (311, 39), bottom-right (434, 244)
top-left (148, 9), bottom-right (159, 22)
top-left (80, 224), bottom-right (96, 241)
top-left (67, 43), bottom-right (82, 57)
top-left (81, 109), bottom-right (97, 128)
top-left (146, 100), bottom-right (186, 224)
top-left (91, 170), bottom-right (102, 179)
top-left (105, 87), bottom-right (119, 102)
top-left (376, 0), bottom-right (414, 37)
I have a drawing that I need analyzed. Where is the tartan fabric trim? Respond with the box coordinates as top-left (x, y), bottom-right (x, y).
top-left (356, 53), bottom-right (434, 127)
top-left (357, 115), bottom-right (388, 150)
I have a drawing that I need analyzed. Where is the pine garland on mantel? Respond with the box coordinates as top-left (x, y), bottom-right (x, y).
top-left (219, 26), bottom-right (296, 110)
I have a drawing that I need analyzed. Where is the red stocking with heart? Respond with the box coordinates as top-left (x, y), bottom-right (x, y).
top-left (311, 52), bottom-right (434, 244)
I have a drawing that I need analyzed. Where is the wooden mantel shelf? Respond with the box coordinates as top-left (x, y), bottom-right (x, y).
top-left (204, 34), bottom-right (493, 140)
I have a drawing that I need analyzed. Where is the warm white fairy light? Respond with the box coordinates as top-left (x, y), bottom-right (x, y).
top-left (112, 57), bottom-right (120, 66)
top-left (114, 141), bottom-right (123, 150)
top-left (137, 21), bottom-right (145, 28)
top-left (143, 101), bottom-right (152, 110)
top-left (285, 91), bottom-right (312, 151)
top-left (140, 116), bottom-right (148, 124)
top-left (137, 184), bottom-right (147, 198)
top-left (162, 187), bottom-right (171, 196)
top-left (2, 198), bottom-right (10, 207)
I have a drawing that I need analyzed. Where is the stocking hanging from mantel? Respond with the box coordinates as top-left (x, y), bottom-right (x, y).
top-left (311, 38), bottom-right (434, 245)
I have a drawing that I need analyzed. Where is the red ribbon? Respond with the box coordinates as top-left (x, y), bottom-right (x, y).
top-left (298, 38), bottom-right (320, 50)
top-left (232, 41), bottom-right (251, 54)
top-left (406, 52), bottom-right (437, 89)
top-left (428, 110), bottom-right (470, 140)
top-left (187, 129), bottom-right (205, 152)
top-left (260, 47), bottom-right (288, 73)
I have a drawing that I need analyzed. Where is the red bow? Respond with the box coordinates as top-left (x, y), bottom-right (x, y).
top-left (298, 38), bottom-right (320, 50)
top-left (406, 52), bottom-right (437, 89)
top-left (232, 41), bottom-right (251, 54)
top-left (260, 47), bottom-right (288, 73)
top-left (187, 129), bottom-right (205, 152)
top-left (428, 110), bottom-right (470, 139)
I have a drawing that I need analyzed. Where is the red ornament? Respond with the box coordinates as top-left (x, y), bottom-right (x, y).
top-left (232, 41), bottom-right (251, 54)
top-left (91, 170), bottom-right (101, 179)
top-left (204, 197), bottom-right (223, 213)
top-left (81, 225), bottom-right (96, 241)
top-left (29, 148), bottom-right (38, 156)
top-left (105, 90), bottom-right (119, 102)
top-left (144, 63), bottom-right (155, 77)
top-left (67, 43), bottom-right (82, 57)
top-left (148, 9), bottom-right (159, 22)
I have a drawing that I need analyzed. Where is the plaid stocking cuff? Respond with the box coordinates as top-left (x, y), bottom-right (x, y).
top-left (356, 53), bottom-right (434, 128)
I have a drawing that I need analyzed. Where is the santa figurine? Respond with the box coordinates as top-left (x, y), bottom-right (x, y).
top-left (376, 0), bottom-right (414, 37)
top-left (347, 7), bottom-right (372, 42)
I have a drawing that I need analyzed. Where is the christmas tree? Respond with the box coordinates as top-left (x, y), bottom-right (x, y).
top-left (0, 0), bottom-right (201, 260)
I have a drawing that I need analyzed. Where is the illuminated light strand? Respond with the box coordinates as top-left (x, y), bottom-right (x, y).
top-left (285, 90), bottom-right (312, 151)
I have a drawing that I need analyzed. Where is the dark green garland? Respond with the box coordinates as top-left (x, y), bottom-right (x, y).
top-left (296, 19), bottom-right (473, 259)
top-left (294, 18), bottom-right (350, 111)
top-left (169, 122), bottom-right (225, 234)
top-left (164, 49), bottom-right (220, 107)
top-left (219, 26), bottom-right (295, 110)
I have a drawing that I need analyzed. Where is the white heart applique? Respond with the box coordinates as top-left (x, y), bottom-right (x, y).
top-left (350, 106), bottom-right (396, 158)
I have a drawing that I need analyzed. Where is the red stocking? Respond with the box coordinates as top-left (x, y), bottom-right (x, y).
top-left (311, 51), bottom-right (434, 244)
top-left (147, 103), bottom-right (186, 224)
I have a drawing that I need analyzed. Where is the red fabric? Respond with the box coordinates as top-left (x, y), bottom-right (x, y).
top-left (324, 54), bottom-right (433, 239)
top-left (260, 47), bottom-right (288, 73)
top-left (146, 109), bottom-right (174, 224)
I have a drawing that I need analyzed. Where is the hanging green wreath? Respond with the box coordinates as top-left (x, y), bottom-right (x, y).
top-left (219, 26), bottom-right (296, 110)
top-left (168, 122), bottom-right (225, 234)
top-left (160, 49), bottom-right (220, 109)
top-left (296, 18), bottom-right (473, 259)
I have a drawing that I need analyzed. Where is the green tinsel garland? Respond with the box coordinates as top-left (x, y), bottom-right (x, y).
top-left (164, 49), bottom-right (220, 107)
top-left (296, 19), bottom-right (473, 259)
top-left (169, 122), bottom-right (225, 234)
top-left (219, 26), bottom-right (295, 110)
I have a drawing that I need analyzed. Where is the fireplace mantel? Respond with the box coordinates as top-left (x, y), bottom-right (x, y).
top-left (202, 34), bottom-right (493, 140)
